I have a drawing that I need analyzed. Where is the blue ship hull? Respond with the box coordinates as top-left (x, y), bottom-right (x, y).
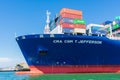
top-left (16, 34), bottom-right (120, 73)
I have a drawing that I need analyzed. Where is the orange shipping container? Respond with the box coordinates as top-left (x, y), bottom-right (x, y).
top-left (60, 8), bottom-right (82, 16)
top-left (61, 13), bottom-right (82, 20)
top-left (61, 23), bottom-right (74, 28)
top-left (75, 24), bottom-right (86, 28)
top-left (61, 23), bottom-right (86, 29)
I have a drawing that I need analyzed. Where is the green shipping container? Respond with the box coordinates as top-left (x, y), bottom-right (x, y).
top-left (73, 19), bottom-right (86, 24)
top-left (115, 16), bottom-right (120, 20)
top-left (113, 24), bottom-right (119, 30)
top-left (107, 24), bottom-right (119, 31)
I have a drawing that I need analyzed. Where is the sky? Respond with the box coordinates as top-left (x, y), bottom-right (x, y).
top-left (0, 0), bottom-right (120, 68)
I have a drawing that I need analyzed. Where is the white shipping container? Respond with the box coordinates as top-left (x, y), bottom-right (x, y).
top-left (74, 28), bottom-right (86, 33)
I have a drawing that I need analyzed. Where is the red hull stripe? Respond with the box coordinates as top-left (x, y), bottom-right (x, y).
top-left (29, 65), bottom-right (120, 74)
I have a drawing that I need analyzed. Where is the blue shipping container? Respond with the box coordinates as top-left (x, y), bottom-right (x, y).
top-left (62, 28), bottom-right (74, 33)
top-left (62, 18), bottom-right (73, 24)
top-left (103, 21), bottom-right (112, 25)
top-left (115, 20), bottom-right (120, 25)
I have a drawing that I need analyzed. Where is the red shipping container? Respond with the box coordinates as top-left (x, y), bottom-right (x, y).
top-left (60, 8), bottom-right (82, 16)
top-left (61, 23), bottom-right (74, 28)
top-left (61, 23), bottom-right (86, 29)
top-left (61, 13), bottom-right (82, 20)
top-left (75, 24), bottom-right (86, 29)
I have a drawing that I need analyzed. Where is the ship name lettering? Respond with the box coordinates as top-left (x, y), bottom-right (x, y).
top-left (53, 40), bottom-right (63, 43)
top-left (64, 40), bottom-right (73, 43)
top-left (75, 40), bottom-right (78, 43)
top-left (75, 40), bottom-right (102, 44)
top-left (53, 40), bottom-right (102, 44)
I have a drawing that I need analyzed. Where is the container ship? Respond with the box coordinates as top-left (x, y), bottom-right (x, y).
top-left (16, 8), bottom-right (120, 74)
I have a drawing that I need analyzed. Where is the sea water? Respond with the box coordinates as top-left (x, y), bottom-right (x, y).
top-left (0, 72), bottom-right (29, 80)
top-left (1, 72), bottom-right (120, 80)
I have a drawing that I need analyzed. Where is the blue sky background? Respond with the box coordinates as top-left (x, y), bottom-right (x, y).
top-left (0, 0), bottom-right (120, 68)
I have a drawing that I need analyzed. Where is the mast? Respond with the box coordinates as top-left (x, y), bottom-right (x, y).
top-left (44, 10), bottom-right (51, 34)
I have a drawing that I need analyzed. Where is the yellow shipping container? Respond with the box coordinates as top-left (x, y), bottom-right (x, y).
top-left (74, 28), bottom-right (86, 33)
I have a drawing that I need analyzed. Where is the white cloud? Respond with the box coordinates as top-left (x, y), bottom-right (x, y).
top-left (0, 58), bottom-right (12, 62)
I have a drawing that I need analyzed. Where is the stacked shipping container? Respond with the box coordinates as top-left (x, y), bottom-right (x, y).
top-left (104, 17), bottom-right (120, 32)
top-left (114, 16), bottom-right (120, 30)
top-left (59, 8), bottom-right (86, 34)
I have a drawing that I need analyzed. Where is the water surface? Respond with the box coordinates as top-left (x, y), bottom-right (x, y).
top-left (1, 72), bottom-right (120, 80)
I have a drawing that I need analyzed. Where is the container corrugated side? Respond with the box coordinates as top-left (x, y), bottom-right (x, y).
top-left (60, 18), bottom-right (73, 24)
top-left (62, 28), bottom-right (74, 33)
top-left (75, 24), bottom-right (86, 29)
top-left (116, 20), bottom-right (120, 24)
top-left (107, 24), bottom-right (120, 31)
top-left (73, 19), bottom-right (86, 24)
top-left (113, 24), bottom-right (120, 30)
top-left (74, 28), bottom-right (86, 33)
top-left (61, 23), bottom-right (75, 28)
top-left (115, 16), bottom-right (120, 20)
top-left (60, 18), bottom-right (85, 24)
top-left (61, 23), bottom-right (86, 29)
top-left (102, 21), bottom-right (112, 25)
top-left (60, 13), bottom-right (82, 19)
top-left (60, 8), bottom-right (82, 16)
